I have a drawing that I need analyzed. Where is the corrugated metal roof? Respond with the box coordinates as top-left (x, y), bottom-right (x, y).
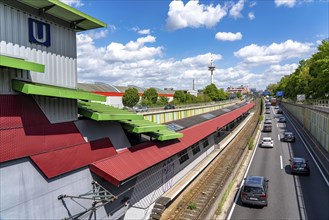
top-left (90, 102), bottom-right (254, 186)
top-left (31, 138), bottom-right (117, 178)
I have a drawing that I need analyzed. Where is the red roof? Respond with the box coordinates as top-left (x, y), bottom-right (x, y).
top-left (90, 103), bottom-right (255, 186)
top-left (31, 138), bottom-right (117, 178)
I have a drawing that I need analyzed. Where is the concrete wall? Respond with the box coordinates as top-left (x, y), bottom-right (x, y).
top-left (0, 158), bottom-right (108, 220)
top-left (283, 102), bottom-right (329, 152)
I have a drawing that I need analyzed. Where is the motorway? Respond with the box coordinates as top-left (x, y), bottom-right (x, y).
top-left (227, 104), bottom-right (329, 220)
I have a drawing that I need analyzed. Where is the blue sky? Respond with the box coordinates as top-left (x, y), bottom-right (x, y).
top-left (62, 0), bottom-right (328, 91)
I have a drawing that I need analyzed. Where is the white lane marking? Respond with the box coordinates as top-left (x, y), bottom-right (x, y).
top-left (286, 113), bottom-right (329, 187)
top-left (280, 155), bottom-right (283, 169)
top-left (227, 131), bottom-right (261, 220)
top-left (278, 134), bottom-right (280, 141)
top-left (277, 123), bottom-right (279, 128)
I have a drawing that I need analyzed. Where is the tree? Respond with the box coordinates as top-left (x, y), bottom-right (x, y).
top-left (173, 90), bottom-right (186, 103)
top-left (157, 96), bottom-right (169, 105)
top-left (142, 88), bottom-right (158, 105)
top-left (236, 92), bottom-right (242, 99)
top-left (203, 84), bottom-right (218, 101)
top-left (122, 88), bottom-right (139, 108)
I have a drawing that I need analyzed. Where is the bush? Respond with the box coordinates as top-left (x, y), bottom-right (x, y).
top-left (248, 137), bottom-right (254, 150)
top-left (187, 202), bottom-right (197, 210)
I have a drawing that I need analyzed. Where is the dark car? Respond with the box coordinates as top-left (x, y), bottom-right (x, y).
top-left (282, 131), bottom-right (296, 142)
top-left (277, 109), bottom-right (283, 114)
top-left (241, 176), bottom-right (269, 207)
top-left (278, 116), bottom-right (286, 123)
top-left (263, 124), bottom-right (272, 132)
top-left (289, 157), bottom-right (310, 175)
top-left (164, 104), bottom-right (175, 110)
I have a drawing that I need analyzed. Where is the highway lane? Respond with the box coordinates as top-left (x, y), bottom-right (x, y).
top-left (227, 104), bottom-right (329, 220)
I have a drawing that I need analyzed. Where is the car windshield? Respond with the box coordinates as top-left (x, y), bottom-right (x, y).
top-left (263, 139), bottom-right (271, 142)
top-left (243, 186), bottom-right (263, 194)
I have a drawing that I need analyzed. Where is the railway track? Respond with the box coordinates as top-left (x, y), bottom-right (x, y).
top-left (160, 99), bottom-right (261, 220)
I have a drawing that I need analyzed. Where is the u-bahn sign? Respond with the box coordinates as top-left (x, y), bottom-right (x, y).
top-left (29, 18), bottom-right (51, 47)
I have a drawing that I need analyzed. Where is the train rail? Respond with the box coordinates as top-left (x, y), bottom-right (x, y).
top-left (160, 99), bottom-right (261, 220)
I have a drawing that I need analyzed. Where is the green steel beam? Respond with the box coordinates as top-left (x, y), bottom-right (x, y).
top-left (120, 120), bottom-right (167, 133)
top-left (0, 55), bottom-right (45, 72)
top-left (18, 0), bottom-right (106, 31)
top-left (12, 80), bottom-right (106, 101)
top-left (78, 101), bottom-right (143, 121)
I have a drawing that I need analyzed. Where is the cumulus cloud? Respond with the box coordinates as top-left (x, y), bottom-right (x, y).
top-left (274, 0), bottom-right (297, 8)
top-left (215, 32), bottom-right (242, 41)
top-left (234, 40), bottom-right (314, 65)
top-left (248, 12), bottom-right (255, 20)
top-left (229, 0), bottom-right (245, 19)
top-left (76, 32), bottom-right (226, 90)
top-left (166, 0), bottom-right (227, 31)
top-left (59, 0), bottom-right (83, 7)
top-left (265, 64), bottom-right (299, 76)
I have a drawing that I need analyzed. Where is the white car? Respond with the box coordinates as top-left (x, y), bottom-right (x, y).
top-left (260, 137), bottom-right (274, 148)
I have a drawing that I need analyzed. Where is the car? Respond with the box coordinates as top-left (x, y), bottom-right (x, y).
top-left (241, 176), bottom-right (269, 207)
top-left (134, 105), bottom-right (148, 113)
top-left (265, 109), bottom-right (271, 114)
top-left (275, 106), bottom-right (280, 109)
top-left (277, 109), bottom-right (283, 114)
top-left (282, 131), bottom-right (296, 142)
top-left (278, 116), bottom-right (286, 123)
top-left (264, 119), bottom-right (272, 124)
top-left (263, 124), bottom-right (272, 132)
top-left (164, 104), bottom-right (175, 110)
top-left (260, 137), bottom-right (274, 147)
top-left (289, 157), bottom-right (310, 175)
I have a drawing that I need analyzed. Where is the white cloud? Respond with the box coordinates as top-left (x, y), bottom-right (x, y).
top-left (59, 0), bottom-right (83, 7)
top-left (138, 29), bottom-right (151, 35)
top-left (265, 63), bottom-right (299, 76)
top-left (234, 40), bottom-right (314, 65)
top-left (76, 32), bottom-right (228, 90)
top-left (248, 12), bottom-right (255, 20)
top-left (86, 30), bottom-right (108, 40)
top-left (229, 0), bottom-right (245, 19)
top-left (215, 32), bottom-right (242, 41)
top-left (166, 0), bottom-right (227, 31)
top-left (274, 0), bottom-right (297, 8)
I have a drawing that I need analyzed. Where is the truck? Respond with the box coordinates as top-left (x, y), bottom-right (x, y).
top-left (271, 98), bottom-right (277, 106)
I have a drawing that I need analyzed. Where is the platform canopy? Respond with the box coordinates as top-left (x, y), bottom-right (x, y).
top-left (0, 55), bottom-right (45, 72)
top-left (12, 80), bottom-right (106, 101)
top-left (78, 101), bottom-right (183, 141)
top-left (14, 0), bottom-right (106, 31)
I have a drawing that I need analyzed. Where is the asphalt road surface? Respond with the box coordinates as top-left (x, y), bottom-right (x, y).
top-left (227, 104), bottom-right (329, 220)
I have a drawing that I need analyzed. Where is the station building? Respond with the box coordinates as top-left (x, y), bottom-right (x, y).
top-left (0, 1), bottom-right (254, 219)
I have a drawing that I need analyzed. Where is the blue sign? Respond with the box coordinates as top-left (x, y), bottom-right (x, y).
top-left (29, 18), bottom-right (51, 47)
top-left (276, 91), bottom-right (284, 97)
top-left (263, 91), bottom-right (270, 95)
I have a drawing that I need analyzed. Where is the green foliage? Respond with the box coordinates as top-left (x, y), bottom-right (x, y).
top-left (268, 40), bottom-right (329, 100)
top-left (236, 92), bottom-right (242, 99)
top-left (122, 88), bottom-right (139, 108)
top-left (173, 90), bottom-right (186, 103)
top-left (204, 84), bottom-right (219, 101)
top-left (187, 202), bottom-right (197, 210)
top-left (248, 137), bottom-right (254, 150)
top-left (157, 96), bottom-right (169, 105)
top-left (142, 88), bottom-right (158, 105)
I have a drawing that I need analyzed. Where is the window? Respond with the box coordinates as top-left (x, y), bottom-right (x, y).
top-left (178, 149), bottom-right (189, 164)
top-left (202, 138), bottom-right (209, 148)
top-left (191, 143), bottom-right (200, 155)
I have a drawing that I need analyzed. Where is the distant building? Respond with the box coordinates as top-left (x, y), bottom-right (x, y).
top-left (227, 85), bottom-right (250, 95)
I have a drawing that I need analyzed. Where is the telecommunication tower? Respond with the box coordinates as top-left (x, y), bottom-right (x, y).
top-left (208, 54), bottom-right (215, 84)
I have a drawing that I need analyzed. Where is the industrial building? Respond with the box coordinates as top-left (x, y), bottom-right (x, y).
top-left (0, 1), bottom-right (254, 219)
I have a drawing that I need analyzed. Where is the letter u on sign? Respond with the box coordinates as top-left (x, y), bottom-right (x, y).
top-left (28, 18), bottom-right (51, 47)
